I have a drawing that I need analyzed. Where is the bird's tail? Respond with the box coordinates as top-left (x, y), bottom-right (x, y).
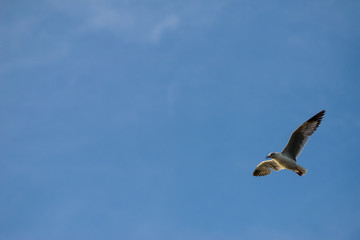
top-left (295, 165), bottom-right (308, 176)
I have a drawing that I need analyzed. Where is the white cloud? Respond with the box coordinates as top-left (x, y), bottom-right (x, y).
top-left (84, 5), bottom-right (135, 33)
top-left (46, 0), bottom-right (181, 43)
top-left (1, 0), bottom-right (225, 73)
top-left (84, 7), bottom-right (179, 43)
top-left (44, 0), bottom-right (228, 43)
top-left (150, 15), bottom-right (179, 42)
top-left (3, 0), bottom-right (227, 46)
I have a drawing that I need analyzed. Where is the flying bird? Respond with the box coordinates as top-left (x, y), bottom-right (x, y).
top-left (253, 110), bottom-right (325, 177)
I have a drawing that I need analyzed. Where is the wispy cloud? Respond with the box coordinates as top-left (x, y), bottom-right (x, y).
top-left (45, 0), bottom-right (227, 43)
top-left (84, 7), bottom-right (179, 43)
top-left (1, 0), bottom-right (225, 73)
top-left (47, 0), bottom-right (181, 43)
top-left (87, 6), bottom-right (134, 30)
top-left (150, 15), bottom-right (179, 42)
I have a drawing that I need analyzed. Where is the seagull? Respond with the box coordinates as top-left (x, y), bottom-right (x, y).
top-left (253, 110), bottom-right (325, 177)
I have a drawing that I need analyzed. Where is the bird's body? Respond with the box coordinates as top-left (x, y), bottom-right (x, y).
top-left (271, 152), bottom-right (298, 170)
top-left (253, 110), bottom-right (325, 177)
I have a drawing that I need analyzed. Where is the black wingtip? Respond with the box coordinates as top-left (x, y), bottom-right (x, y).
top-left (308, 110), bottom-right (325, 123)
top-left (253, 170), bottom-right (265, 177)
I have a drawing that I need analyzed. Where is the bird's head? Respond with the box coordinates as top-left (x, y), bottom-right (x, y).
top-left (266, 152), bottom-right (278, 159)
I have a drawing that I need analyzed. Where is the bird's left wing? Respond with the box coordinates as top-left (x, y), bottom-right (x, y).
top-left (253, 160), bottom-right (284, 176)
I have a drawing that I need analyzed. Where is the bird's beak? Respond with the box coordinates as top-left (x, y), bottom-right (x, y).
top-left (265, 155), bottom-right (271, 159)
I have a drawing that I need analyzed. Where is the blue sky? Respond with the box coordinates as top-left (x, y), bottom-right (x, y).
top-left (1, 0), bottom-right (360, 239)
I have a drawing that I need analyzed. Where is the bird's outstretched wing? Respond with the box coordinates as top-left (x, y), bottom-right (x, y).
top-left (282, 110), bottom-right (325, 160)
top-left (253, 160), bottom-right (284, 176)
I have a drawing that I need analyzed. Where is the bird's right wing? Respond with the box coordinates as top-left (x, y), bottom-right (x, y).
top-left (282, 110), bottom-right (325, 160)
top-left (253, 160), bottom-right (284, 176)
